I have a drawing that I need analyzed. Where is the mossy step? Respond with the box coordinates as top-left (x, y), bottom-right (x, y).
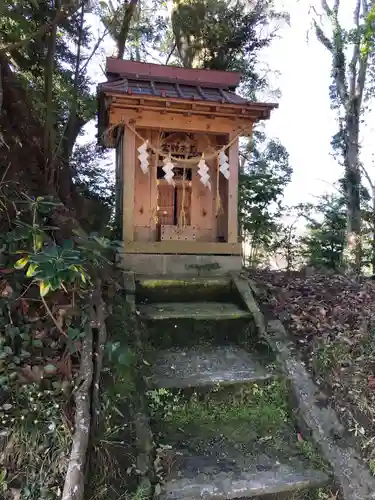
top-left (159, 451), bottom-right (330, 500)
top-left (136, 276), bottom-right (235, 304)
top-left (150, 381), bottom-right (331, 499)
top-left (138, 302), bottom-right (250, 320)
top-left (148, 346), bottom-right (274, 389)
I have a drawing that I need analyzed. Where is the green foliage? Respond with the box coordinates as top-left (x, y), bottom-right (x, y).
top-left (171, 0), bottom-right (288, 93)
top-left (299, 192), bottom-right (346, 272)
top-left (99, 0), bottom-right (166, 60)
top-left (71, 141), bottom-right (115, 207)
top-left (149, 380), bottom-right (289, 438)
top-left (0, 382), bottom-right (71, 500)
top-left (2, 194), bottom-right (118, 297)
top-left (0, 0), bottom-right (94, 157)
top-left (239, 130), bottom-right (292, 266)
top-left (362, 3), bottom-right (375, 56)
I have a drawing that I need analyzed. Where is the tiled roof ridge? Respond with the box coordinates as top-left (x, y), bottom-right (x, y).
top-left (99, 77), bottom-right (249, 105)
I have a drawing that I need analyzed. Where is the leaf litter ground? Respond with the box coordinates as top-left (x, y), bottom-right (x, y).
top-left (249, 270), bottom-right (375, 474)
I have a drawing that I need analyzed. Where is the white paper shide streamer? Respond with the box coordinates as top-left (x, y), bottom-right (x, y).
top-left (163, 157), bottom-right (175, 185)
top-left (219, 150), bottom-right (229, 180)
top-left (137, 141), bottom-right (149, 174)
top-left (197, 155), bottom-right (211, 190)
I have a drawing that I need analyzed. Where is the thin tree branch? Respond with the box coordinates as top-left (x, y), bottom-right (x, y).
top-left (41, 294), bottom-right (68, 338)
top-left (79, 28), bottom-right (109, 75)
top-left (165, 42), bottom-right (177, 65)
top-left (360, 162), bottom-right (374, 189)
top-left (321, 0), bottom-right (333, 16)
top-left (349, 0), bottom-right (361, 99)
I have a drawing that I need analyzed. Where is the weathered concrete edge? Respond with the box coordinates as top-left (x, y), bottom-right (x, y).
top-left (232, 274), bottom-right (375, 500)
top-left (122, 271), bottom-right (155, 496)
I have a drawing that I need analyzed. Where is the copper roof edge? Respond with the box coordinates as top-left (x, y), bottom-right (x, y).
top-left (105, 57), bottom-right (241, 88)
top-left (97, 82), bottom-right (278, 108)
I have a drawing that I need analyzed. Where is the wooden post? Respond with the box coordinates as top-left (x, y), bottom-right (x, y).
top-left (123, 125), bottom-right (136, 244)
top-left (227, 135), bottom-right (239, 243)
top-left (149, 130), bottom-right (159, 240)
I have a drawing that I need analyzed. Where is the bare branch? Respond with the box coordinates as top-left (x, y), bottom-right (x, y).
top-left (79, 28), bottom-right (109, 75)
top-left (321, 0), bottom-right (333, 16)
top-left (356, 0), bottom-right (371, 101)
top-left (165, 42), bottom-right (177, 65)
top-left (360, 162), bottom-right (374, 189)
top-left (349, 0), bottom-right (361, 99)
top-left (313, 19), bottom-right (334, 52)
top-left (314, 2), bottom-right (349, 105)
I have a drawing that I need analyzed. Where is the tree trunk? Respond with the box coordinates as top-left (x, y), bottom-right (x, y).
top-left (44, 0), bottom-right (60, 168)
top-left (344, 114), bottom-right (361, 273)
top-left (313, 0), bottom-right (372, 274)
top-left (62, 305), bottom-right (94, 500)
top-left (372, 186), bottom-right (375, 275)
top-left (117, 0), bottom-right (138, 59)
top-left (65, 0), bottom-right (85, 162)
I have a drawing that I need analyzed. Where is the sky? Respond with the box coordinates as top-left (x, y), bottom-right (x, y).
top-left (261, 0), bottom-right (375, 206)
top-left (84, 0), bottom-right (375, 209)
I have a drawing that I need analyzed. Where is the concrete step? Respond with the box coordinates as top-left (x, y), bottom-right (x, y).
top-left (148, 346), bottom-right (273, 389)
top-left (135, 275), bottom-right (235, 304)
top-left (138, 302), bottom-right (250, 321)
top-left (158, 447), bottom-right (330, 500)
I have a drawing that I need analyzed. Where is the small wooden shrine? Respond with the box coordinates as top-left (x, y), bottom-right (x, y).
top-left (97, 58), bottom-right (277, 275)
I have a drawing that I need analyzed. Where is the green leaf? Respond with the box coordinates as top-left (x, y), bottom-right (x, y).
top-left (67, 327), bottom-right (81, 341)
top-left (34, 232), bottom-right (44, 250)
top-left (0, 468), bottom-right (7, 483)
top-left (62, 240), bottom-right (74, 250)
top-left (43, 245), bottom-right (59, 258)
top-left (39, 281), bottom-right (51, 297)
top-left (14, 257), bottom-right (29, 269)
top-left (49, 276), bottom-right (62, 291)
top-left (26, 263), bottom-right (38, 277)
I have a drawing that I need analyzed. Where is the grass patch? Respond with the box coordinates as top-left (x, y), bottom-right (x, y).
top-left (149, 379), bottom-right (327, 472)
top-left (87, 294), bottom-right (139, 500)
top-left (313, 341), bottom-right (349, 375)
top-left (0, 384), bottom-right (71, 500)
top-left (156, 380), bottom-right (288, 439)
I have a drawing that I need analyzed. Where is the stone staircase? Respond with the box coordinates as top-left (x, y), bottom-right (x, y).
top-left (133, 274), bottom-right (332, 499)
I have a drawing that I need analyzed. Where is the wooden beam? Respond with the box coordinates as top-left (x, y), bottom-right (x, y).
top-left (123, 241), bottom-right (242, 255)
top-left (112, 100), bottom-right (259, 122)
top-left (111, 109), bottom-right (249, 135)
top-left (123, 125), bottom-right (136, 243)
top-left (109, 91), bottom-right (278, 115)
top-left (227, 134), bottom-right (239, 243)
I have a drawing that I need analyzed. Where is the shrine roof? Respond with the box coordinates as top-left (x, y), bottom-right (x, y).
top-left (99, 58), bottom-right (249, 105)
top-left (97, 58), bottom-right (278, 146)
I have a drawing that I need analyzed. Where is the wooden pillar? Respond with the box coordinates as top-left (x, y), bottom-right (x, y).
top-left (123, 125), bottom-right (136, 244)
top-left (227, 135), bottom-right (239, 243)
top-left (149, 130), bottom-right (159, 240)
